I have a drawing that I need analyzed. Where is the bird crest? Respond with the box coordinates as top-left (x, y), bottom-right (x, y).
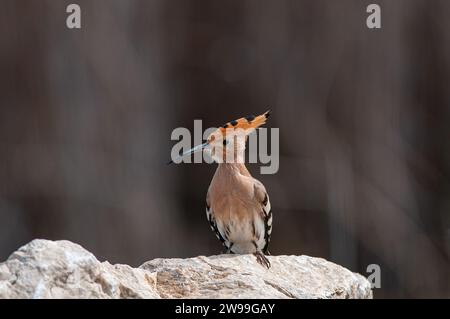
top-left (217, 110), bottom-right (271, 135)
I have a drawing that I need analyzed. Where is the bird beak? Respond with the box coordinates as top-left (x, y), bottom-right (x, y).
top-left (168, 142), bottom-right (209, 164)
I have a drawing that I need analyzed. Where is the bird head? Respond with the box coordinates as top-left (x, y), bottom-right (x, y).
top-left (169, 110), bottom-right (271, 164)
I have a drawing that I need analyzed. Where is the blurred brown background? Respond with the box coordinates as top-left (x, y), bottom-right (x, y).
top-left (1, 0), bottom-right (449, 298)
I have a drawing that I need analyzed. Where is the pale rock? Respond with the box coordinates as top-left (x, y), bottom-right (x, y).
top-left (0, 240), bottom-right (158, 298)
top-left (0, 239), bottom-right (372, 299)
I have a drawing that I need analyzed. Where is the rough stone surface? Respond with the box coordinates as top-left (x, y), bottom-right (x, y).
top-left (0, 240), bottom-right (158, 299)
top-left (0, 239), bottom-right (372, 299)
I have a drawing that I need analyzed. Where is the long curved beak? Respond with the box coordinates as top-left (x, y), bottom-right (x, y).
top-left (168, 142), bottom-right (208, 164)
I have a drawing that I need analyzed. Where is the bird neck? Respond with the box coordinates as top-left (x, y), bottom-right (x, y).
top-left (217, 163), bottom-right (251, 177)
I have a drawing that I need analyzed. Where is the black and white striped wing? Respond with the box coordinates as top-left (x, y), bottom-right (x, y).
top-left (254, 181), bottom-right (273, 254)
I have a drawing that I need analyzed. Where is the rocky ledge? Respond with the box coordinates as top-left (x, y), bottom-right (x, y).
top-left (0, 239), bottom-right (372, 299)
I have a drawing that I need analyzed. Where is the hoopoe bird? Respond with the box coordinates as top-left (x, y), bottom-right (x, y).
top-left (170, 110), bottom-right (273, 268)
